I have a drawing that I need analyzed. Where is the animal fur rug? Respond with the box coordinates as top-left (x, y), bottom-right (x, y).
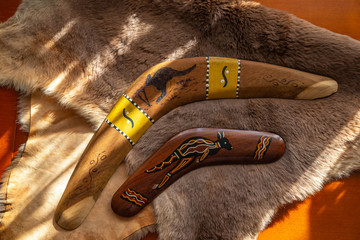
top-left (1, 0), bottom-right (360, 239)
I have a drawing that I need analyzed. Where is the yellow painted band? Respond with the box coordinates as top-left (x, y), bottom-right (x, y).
top-left (106, 95), bottom-right (153, 144)
top-left (208, 57), bottom-right (240, 99)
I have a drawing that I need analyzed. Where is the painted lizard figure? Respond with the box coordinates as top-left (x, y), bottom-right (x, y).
top-left (146, 132), bottom-right (232, 189)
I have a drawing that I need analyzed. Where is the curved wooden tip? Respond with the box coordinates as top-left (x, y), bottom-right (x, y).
top-left (55, 197), bottom-right (95, 230)
top-left (111, 128), bottom-right (285, 217)
top-left (296, 79), bottom-right (338, 99)
top-left (54, 123), bottom-right (133, 230)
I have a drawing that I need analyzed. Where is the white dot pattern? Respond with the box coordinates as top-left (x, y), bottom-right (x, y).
top-left (236, 59), bottom-right (241, 98)
top-left (206, 56), bottom-right (210, 99)
top-left (123, 93), bottom-right (155, 123)
top-left (105, 119), bottom-right (135, 146)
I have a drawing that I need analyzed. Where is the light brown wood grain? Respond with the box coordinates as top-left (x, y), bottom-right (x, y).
top-left (55, 123), bottom-right (133, 230)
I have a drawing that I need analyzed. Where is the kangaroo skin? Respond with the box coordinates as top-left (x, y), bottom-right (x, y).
top-left (55, 57), bottom-right (337, 230)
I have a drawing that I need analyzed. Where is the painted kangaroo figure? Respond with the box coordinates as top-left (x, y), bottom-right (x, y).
top-left (146, 132), bottom-right (232, 189)
top-left (136, 64), bottom-right (197, 106)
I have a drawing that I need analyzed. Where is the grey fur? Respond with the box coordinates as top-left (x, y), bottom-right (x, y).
top-left (0, 0), bottom-right (359, 239)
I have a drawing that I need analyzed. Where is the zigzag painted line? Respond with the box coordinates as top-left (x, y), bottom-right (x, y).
top-left (121, 194), bottom-right (143, 206)
top-left (120, 188), bottom-right (149, 207)
top-left (126, 188), bottom-right (148, 202)
top-left (254, 136), bottom-right (272, 160)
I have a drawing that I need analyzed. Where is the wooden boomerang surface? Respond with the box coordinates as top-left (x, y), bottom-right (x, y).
top-left (111, 128), bottom-right (285, 217)
top-left (55, 57), bottom-right (337, 230)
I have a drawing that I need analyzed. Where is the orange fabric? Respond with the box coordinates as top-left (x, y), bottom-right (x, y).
top-left (258, 0), bottom-right (360, 40)
top-left (0, 0), bottom-right (22, 22)
top-left (0, 89), bottom-right (18, 177)
top-left (0, 0), bottom-right (23, 179)
top-left (256, 1), bottom-right (360, 239)
top-left (258, 173), bottom-right (360, 240)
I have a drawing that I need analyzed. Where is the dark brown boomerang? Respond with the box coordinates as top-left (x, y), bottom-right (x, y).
top-left (111, 128), bottom-right (285, 217)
